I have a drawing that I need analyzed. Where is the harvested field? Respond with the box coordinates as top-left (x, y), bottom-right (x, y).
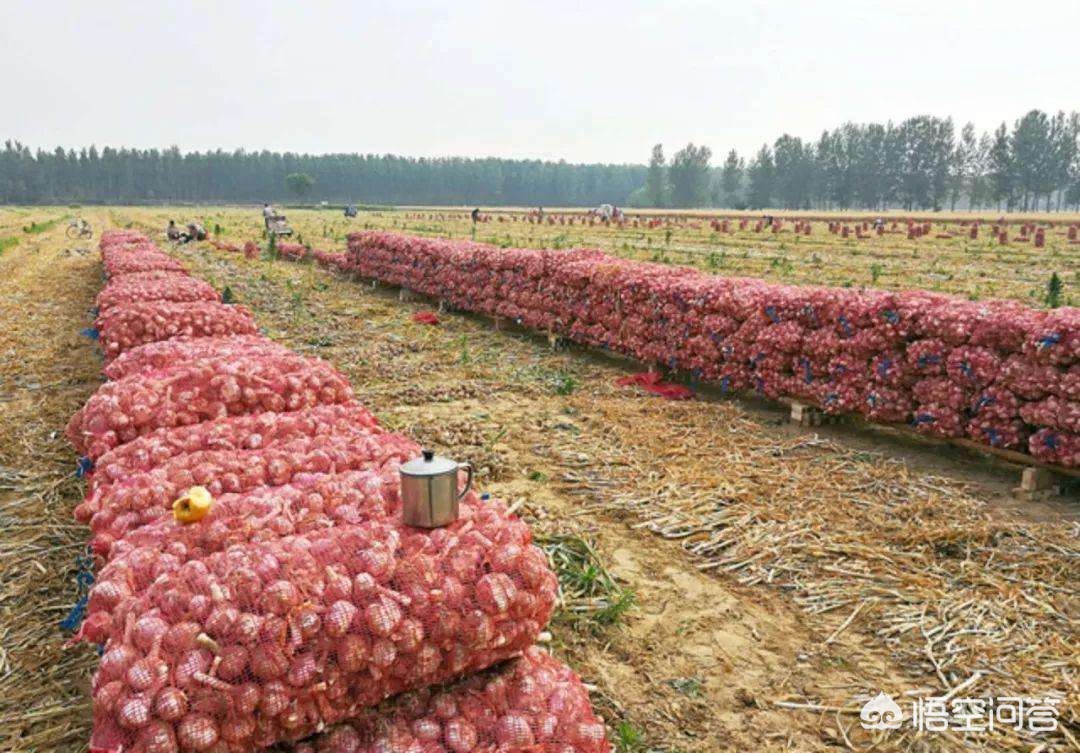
top-left (1, 206), bottom-right (1077, 753)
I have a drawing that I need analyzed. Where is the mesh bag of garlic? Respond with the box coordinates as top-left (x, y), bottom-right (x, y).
top-left (103, 336), bottom-right (296, 380)
top-left (66, 354), bottom-right (355, 460)
top-left (95, 275), bottom-right (221, 312)
top-left (101, 237), bottom-right (188, 277)
top-left (87, 502), bottom-right (557, 752)
top-left (347, 231), bottom-right (1080, 466)
top-left (283, 648), bottom-right (608, 753)
top-left (80, 430), bottom-right (419, 556)
top-left (94, 302), bottom-right (260, 361)
top-left (86, 404), bottom-right (381, 496)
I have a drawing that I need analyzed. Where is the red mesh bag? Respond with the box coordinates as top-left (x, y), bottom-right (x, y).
top-left (81, 431), bottom-right (418, 555)
top-left (81, 468), bottom-right (404, 640)
top-left (1019, 396), bottom-right (1080, 434)
top-left (945, 346), bottom-right (1001, 389)
top-left (911, 404), bottom-right (965, 438)
top-left (1029, 428), bottom-right (1080, 465)
top-left (103, 243), bottom-right (187, 277)
top-left (66, 355), bottom-right (354, 459)
top-left (996, 355), bottom-right (1069, 400)
top-left (286, 648), bottom-right (608, 753)
top-left (862, 386), bottom-right (912, 423)
top-left (912, 377), bottom-right (968, 411)
top-left (277, 243), bottom-right (308, 261)
top-left (95, 302), bottom-right (259, 361)
top-left (87, 503), bottom-right (557, 752)
top-left (104, 337), bottom-right (300, 381)
top-left (97, 275), bottom-right (220, 312)
top-left (87, 404), bottom-right (380, 497)
top-left (905, 339), bottom-right (949, 376)
top-left (343, 231), bottom-right (1076, 465)
top-left (970, 386), bottom-right (1020, 422)
top-left (967, 419), bottom-right (1027, 450)
top-left (1023, 308), bottom-right (1080, 366)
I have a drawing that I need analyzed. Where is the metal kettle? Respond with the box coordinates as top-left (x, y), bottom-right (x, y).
top-left (399, 449), bottom-right (473, 527)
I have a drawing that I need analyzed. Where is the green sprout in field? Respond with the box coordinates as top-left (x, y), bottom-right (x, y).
top-left (552, 372), bottom-right (578, 395)
top-left (870, 263), bottom-right (884, 284)
top-left (613, 721), bottom-right (646, 753)
top-left (538, 534), bottom-right (635, 631)
top-left (1046, 272), bottom-right (1063, 308)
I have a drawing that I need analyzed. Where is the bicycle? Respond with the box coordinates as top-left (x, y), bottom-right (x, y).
top-left (67, 218), bottom-right (93, 240)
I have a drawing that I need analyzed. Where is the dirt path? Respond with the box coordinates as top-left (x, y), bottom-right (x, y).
top-left (0, 210), bottom-right (105, 752)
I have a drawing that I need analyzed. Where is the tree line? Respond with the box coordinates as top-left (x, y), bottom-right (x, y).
top-left (0, 145), bottom-right (645, 207)
top-left (2, 109), bottom-right (1078, 210)
top-left (643, 110), bottom-right (1080, 212)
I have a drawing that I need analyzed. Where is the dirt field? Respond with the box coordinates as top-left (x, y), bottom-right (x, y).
top-left (0, 207), bottom-right (1077, 753)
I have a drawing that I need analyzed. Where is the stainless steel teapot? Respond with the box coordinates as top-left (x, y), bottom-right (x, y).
top-left (399, 449), bottom-right (473, 527)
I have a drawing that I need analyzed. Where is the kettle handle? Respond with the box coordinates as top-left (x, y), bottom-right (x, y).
top-left (457, 462), bottom-right (474, 502)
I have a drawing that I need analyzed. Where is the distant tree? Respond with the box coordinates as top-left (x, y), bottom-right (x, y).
top-left (988, 122), bottom-right (1016, 210)
top-left (285, 172), bottom-right (314, 199)
top-left (667, 143), bottom-right (712, 207)
top-left (645, 144), bottom-right (668, 207)
top-left (720, 149), bottom-right (744, 206)
top-left (949, 123), bottom-right (977, 211)
top-left (1048, 111), bottom-right (1079, 211)
top-left (773, 134), bottom-right (814, 209)
top-left (747, 144), bottom-right (775, 208)
top-left (969, 131), bottom-right (993, 209)
top-left (1011, 110), bottom-right (1051, 211)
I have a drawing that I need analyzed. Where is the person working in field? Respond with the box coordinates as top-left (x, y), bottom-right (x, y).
top-left (166, 220), bottom-right (181, 242)
top-left (179, 222), bottom-right (206, 244)
top-left (471, 207), bottom-right (480, 224)
top-left (262, 203), bottom-right (276, 229)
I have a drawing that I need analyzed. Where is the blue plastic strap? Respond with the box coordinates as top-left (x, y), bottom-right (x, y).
top-left (59, 595), bottom-right (88, 632)
top-left (765, 306), bottom-right (779, 323)
top-left (838, 316), bottom-right (853, 338)
top-left (1036, 333), bottom-right (1061, 350)
top-left (75, 456), bottom-right (93, 478)
top-left (719, 376), bottom-right (731, 393)
top-left (80, 327), bottom-right (99, 340)
top-left (882, 309), bottom-right (900, 324)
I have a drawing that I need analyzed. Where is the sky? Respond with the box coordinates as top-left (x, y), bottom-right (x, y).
top-left (2, 0), bottom-right (1078, 165)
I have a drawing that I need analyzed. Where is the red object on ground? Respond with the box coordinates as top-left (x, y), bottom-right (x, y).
top-left (616, 371), bottom-right (694, 400)
top-left (411, 311), bottom-right (441, 325)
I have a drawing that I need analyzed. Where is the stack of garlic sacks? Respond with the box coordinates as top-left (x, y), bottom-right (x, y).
top-left (68, 231), bottom-right (609, 753)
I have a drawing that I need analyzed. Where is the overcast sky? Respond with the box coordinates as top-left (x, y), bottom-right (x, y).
top-left (3, 0), bottom-right (1077, 164)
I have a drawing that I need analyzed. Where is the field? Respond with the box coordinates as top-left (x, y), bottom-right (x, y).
top-left (0, 205), bottom-right (1077, 753)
